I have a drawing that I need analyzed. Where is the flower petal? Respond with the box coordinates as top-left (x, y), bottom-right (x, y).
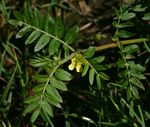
top-left (68, 63), bottom-right (75, 70)
top-left (76, 63), bottom-right (82, 72)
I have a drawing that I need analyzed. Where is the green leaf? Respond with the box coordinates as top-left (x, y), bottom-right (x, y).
top-left (9, 20), bottom-right (22, 26)
top-left (96, 74), bottom-right (101, 90)
top-left (33, 8), bottom-right (40, 27)
top-left (2, 43), bottom-right (15, 59)
top-left (16, 26), bottom-right (31, 38)
top-left (99, 72), bottom-right (110, 80)
top-left (145, 111), bottom-right (150, 120)
top-left (54, 17), bottom-right (64, 38)
top-left (129, 101), bottom-right (134, 118)
top-left (46, 85), bottom-right (63, 103)
top-left (130, 77), bottom-right (145, 90)
top-left (40, 108), bottom-right (54, 126)
top-left (118, 30), bottom-right (134, 38)
top-left (13, 10), bottom-right (24, 21)
top-left (113, 21), bottom-right (134, 28)
top-left (50, 77), bottom-right (68, 91)
top-left (44, 11), bottom-right (50, 32)
top-left (44, 94), bottom-right (61, 108)
top-left (128, 61), bottom-right (145, 72)
top-left (65, 26), bottom-right (79, 44)
top-left (41, 100), bottom-right (53, 117)
top-left (55, 69), bottom-right (72, 81)
top-left (32, 84), bottom-right (45, 93)
top-left (82, 63), bottom-right (89, 77)
top-left (29, 56), bottom-right (52, 67)
top-left (63, 45), bottom-right (70, 57)
top-left (121, 11), bottom-right (136, 21)
top-left (24, 7), bottom-right (34, 25)
top-left (24, 103), bottom-right (38, 114)
top-left (122, 80), bottom-right (129, 89)
top-left (131, 86), bottom-right (139, 98)
top-left (109, 83), bottom-right (122, 88)
top-left (34, 75), bottom-right (49, 83)
top-left (123, 44), bottom-right (139, 54)
top-left (142, 13), bottom-right (150, 20)
top-left (116, 59), bottom-right (125, 68)
top-left (83, 46), bottom-right (96, 59)
top-left (133, 5), bottom-right (147, 12)
top-left (30, 109), bottom-right (40, 123)
top-left (89, 56), bottom-right (105, 64)
top-left (34, 34), bottom-right (51, 52)
top-left (24, 95), bottom-right (40, 104)
top-left (25, 30), bottom-right (41, 45)
top-left (48, 39), bottom-right (60, 55)
top-left (129, 70), bottom-right (146, 80)
top-left (127, 87), bottom-right (132, 101)
top-left (89, 68), bottom-right (95, 85)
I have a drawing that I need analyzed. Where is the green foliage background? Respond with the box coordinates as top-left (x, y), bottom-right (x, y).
top-left (0, 0), bottom-right (150, 127)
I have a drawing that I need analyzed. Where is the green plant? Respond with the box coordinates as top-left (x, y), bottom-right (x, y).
top-left (1, 0), bottom-right (150, 127)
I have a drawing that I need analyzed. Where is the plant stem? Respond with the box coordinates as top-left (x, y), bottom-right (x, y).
top-left (95, 38), bottom-right (149, 52)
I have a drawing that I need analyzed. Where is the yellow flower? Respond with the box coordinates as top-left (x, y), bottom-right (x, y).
top-left (68, 54), bottom-right (87, 72)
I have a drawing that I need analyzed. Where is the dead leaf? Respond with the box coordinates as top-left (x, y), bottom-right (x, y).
top-left (79, 0), bottom-right (91, 16)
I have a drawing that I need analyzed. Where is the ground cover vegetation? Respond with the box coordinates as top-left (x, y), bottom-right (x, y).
top-left (0, 0), bottom-right (150, 127)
